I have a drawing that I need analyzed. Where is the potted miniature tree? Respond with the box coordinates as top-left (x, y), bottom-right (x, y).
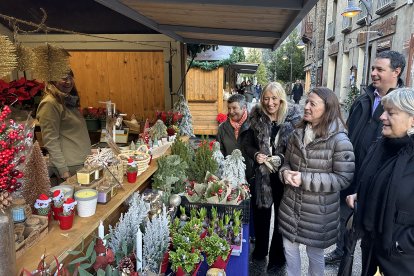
top-left (126, 158), bottom-right (138, 183)
top-left (59, 198), bottom-right (77, 230)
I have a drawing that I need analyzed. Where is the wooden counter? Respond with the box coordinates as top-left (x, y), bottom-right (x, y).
top-left (16, 161), bottom-right (158, 274)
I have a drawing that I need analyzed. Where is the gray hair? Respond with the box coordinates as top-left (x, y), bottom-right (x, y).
top-left (227, 94), bottom-right (247, 109)
top-left (382, 87), bottom-right (414, 116)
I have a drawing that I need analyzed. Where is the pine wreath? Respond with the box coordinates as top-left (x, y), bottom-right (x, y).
top-left (32, 43), bottom-right (71, 81)
top-left (0, 35), bottom-right (18, 77)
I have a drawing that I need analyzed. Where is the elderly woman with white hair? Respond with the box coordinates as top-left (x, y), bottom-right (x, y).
top-left (347, 87), bottom-right (414, 276)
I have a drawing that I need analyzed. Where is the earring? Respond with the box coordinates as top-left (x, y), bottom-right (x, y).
top-left (407, 126), bottom-right (414, 136)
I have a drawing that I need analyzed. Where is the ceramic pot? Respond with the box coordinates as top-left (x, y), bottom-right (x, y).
top-left (59, 213), bottom-right (74, 230)
top-left (127, 171), bottom-right (137, 183)
top-left (52, 206), bottom-right (63, 220)
top-left (210, 249), bottom-right (232, 269)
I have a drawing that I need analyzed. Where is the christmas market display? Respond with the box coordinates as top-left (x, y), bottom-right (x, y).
top-left (0, 20), bottom-right (251, 276)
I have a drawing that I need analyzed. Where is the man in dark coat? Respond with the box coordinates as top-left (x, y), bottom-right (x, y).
top-left (324, 50), bottom-right (406, 264)
top-left (291, 80), bottom-right (304, 104)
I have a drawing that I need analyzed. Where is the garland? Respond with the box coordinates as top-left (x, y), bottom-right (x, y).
top-left (188, 58), bottom-right (234, 71)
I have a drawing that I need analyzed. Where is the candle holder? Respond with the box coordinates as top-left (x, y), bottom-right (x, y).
top-left (74, 189), bottom-right (98, 217)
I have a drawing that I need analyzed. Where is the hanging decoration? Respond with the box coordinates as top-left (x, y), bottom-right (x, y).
top-left (16, 43), bottom-right (34, 72)
top-left (32, 43), bottom-right (71, 82)
top-left (0, 35), bottom-right (18, 77)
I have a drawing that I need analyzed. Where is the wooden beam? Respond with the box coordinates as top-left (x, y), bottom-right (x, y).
top-left (160, 25), bottom-right (281, 38)
top-left (147, 0), bottom-right (303, 10)
top-left (273, 0), bottom-right (319, 50)
top-left (95, 0), bottom-right (183, 41)
top-left (184, 38), bottom-right (273, 49)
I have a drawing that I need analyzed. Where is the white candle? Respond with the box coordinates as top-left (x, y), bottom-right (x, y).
top-left (136, 229), bottom-right (143, 272)
top-left (98, 220), bottom-right (106, 245)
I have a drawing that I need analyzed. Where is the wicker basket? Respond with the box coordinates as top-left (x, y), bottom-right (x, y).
top-left (179, 197), bottom-right (250, 224)
top-left (118, 150), bottom-right (151, 175)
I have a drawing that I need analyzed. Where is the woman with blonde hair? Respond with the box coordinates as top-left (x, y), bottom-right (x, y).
top-left (37, 70), bottom-right (91, 182)
top-left (242, 82), bottom-right (301, 273)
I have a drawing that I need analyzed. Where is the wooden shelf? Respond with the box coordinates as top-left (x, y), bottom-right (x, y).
top-left (16, 161), bottom-right (158, 274)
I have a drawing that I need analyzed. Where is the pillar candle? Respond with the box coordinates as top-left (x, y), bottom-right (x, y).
top-left (136, 229), bottom-right (143, 272)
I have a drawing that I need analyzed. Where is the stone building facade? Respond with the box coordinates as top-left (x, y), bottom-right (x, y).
top-left (301, 0), bottom-right (414, 102)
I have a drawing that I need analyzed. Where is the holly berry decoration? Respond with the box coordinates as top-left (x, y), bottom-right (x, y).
top-left (0, 105), bottom-right (32, 196)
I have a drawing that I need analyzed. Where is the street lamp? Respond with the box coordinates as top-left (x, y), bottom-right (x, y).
top-left (342, 0), bottom-right (372, 91)
top-left (282, 54), bottom-right (293, 89)
top-left (296, 40), bottom-right (306, 49)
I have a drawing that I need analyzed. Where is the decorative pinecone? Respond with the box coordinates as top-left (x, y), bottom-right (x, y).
top-left (118, 256), bottom-right (135, 274)
top-left (0, 191), bottom-right (13, 211)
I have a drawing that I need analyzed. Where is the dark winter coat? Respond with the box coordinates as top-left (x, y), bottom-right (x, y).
top-left (216, 119), bottom-right (253, 180)
top-left (278, 120), bottom-right (355, 249)
top-left (345, 79), bottom-right (404, 198)
top-left (356, 136), bottom-right (414, 276)
top-left (292, 84), bottom-right (304, 101)
top-left (242, 104), bottom-right (301, 208)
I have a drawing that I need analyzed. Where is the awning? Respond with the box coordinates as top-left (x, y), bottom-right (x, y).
top-left (230, 62), bottom-right (259, 74)
top-left (96, 0), bottom-right (319, 50)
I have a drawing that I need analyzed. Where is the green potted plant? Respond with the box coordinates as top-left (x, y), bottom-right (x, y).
top-left (201, 232), bottom-right (231, 269)
top-left (169, 247), bottom-right (202, 276)
top-left (126, 158), bottom-right (138, 183)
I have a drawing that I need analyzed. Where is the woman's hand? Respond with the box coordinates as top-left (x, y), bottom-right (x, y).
top-left (346, 193), bottom-right (357, 209)
top-left (256, 153), bottom-right (267, 164)
top-left (61, 171), bottom-right (70, 180)
top-left (283, 170), bottom-right (301, 187)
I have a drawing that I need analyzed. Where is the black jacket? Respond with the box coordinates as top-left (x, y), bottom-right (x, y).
top-left (356, 136), bottom-right (414, 276)
top-left (242, 104), bottom-right (301, 208)
top-left (292, 84), bottom-right (304, 100)
top-left (216, 119), bottom-right (253, 180)
top-left (345, 79), bottom-right (403, 197)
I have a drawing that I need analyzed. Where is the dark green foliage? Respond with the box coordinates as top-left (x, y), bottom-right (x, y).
top-left (171, 138), bottom-right (195, 166)
top-left (344, 85), bottom-right (360, 112)
top-left (152, 155), bottom-right (188, 195)
top-left (186, 44), bottom-right (219, 58)
top-left (188, 141), bottom-right (218, 183)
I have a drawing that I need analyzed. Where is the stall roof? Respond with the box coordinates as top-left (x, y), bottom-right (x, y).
top-left (96, 0), bottom-right (318, 50)
top-left (231, 62), bottom-right (259, 74)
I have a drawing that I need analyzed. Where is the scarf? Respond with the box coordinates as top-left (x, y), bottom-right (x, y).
top-left (303, 124), bottom-right (315, 146)
top-left (357, 136), bottom-right (413, 251)
top-left (230, 110), bottom-right (247, 139)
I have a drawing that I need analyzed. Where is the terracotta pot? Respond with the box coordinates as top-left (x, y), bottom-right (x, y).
top-left (210, 249), bottom-right (232, 269)
top-left (52, 206), bottom-right (63, 220)
top-left (127, 171), bottom-right (137, 183)
top-left (59, 213), bottom-right (74, 230)
top-left (176, 262), bottom-right (202, 276)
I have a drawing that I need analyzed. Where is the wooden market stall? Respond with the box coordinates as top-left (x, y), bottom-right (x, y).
top-left (16, 158), bottom-right (157, 273)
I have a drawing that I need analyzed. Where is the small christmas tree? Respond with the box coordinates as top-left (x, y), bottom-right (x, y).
top-left (108, 193), bottom-right (150, 255)
top-left (143, 206), bottom-right (170, 274)
top-left (170, 138), bottom-right (194, 166)
top-left (21, 141), bottom-right (51, 211)
top-left (152, 155), bottom-right (188, 197)
top-left (344, 85), bottom-right (360, 112)
top-left (221, 149), bottom-right (247, 189)
top-left (211, 141), bottom-right (225, 178)
top-left (173, 93), bottom-right (194, 137)
top-left (149, 120), bottom-right (167, 141)
top-left (188, 141), bottom-right (218, 183)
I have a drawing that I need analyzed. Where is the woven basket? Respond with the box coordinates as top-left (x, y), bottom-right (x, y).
top-left (118, 150), bottom-right (151, 175)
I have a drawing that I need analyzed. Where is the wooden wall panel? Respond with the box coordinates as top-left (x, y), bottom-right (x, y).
top-left (69, 51), bottom-right (164, 121)
top-left (186, 68), bottom-right (223, 102)
top-left (189, 102), bottom-right (219, 135)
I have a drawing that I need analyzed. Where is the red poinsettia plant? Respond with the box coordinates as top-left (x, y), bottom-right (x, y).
top-left (0, 78), bottom-right (44, 106)
top-left (216, 113), bottom-right (227, 124)
top-left (83, 107), bottom-right (100, 119)
top-left (156, 110), bottom-right (183, 136)
top-left (197, 139), bottom-right (216, 151)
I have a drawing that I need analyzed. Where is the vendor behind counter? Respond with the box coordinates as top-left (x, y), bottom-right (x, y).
top-left (36, 70), bottom-right (91, 183)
